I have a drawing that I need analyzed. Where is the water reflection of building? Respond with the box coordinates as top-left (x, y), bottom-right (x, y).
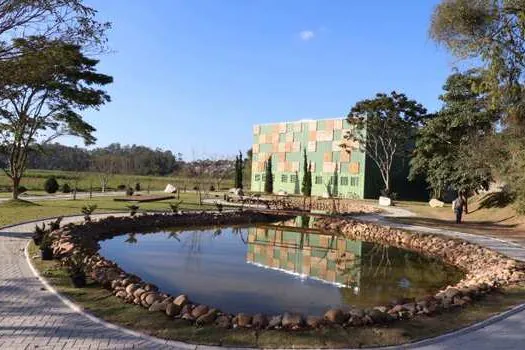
top-left (246, 220), bottom-right (363, 288)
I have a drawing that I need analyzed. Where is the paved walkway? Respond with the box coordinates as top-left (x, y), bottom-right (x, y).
top-left (1, 212), bottom-right (525, 349)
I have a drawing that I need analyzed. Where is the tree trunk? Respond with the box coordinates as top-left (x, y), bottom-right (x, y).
top-left (12, 177), bottom-right (20, 200)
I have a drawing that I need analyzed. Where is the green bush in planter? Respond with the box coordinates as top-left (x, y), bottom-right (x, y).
top-left (40, 233), bottom-right (53, 260)
top-left (64, 253), bottom-right (86, 288)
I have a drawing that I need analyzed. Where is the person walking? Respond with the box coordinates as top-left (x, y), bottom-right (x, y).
top-left (452, 191), bottom-right (467, 224)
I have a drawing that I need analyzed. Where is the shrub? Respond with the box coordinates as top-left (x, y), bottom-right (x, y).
top-left (193, 186), bottom-right (199, 191)
top-left (126, 187), bottom-right (134, 196)
top-left (81, 204), bottom-right (97, 222)
top-left (62, 183), bottom-right (71, 193)
top-left (127, 204), bottom-right (140, 216)
top-left (209, 185), bottom-right (215, 191)
top-left (44, 176), bottom-right (59, 194)
top-left (64, 253), bottom-right (86, 288)
top-left (215, 202), bottom-right (223, 213)
top-left (169, 201), bottom-right (183, 213)
top-left (49, 216), bottom-right (63, 231)
top-left (40, 233), bottom-right (54, 260)
top-left (135, 182), bottom-right (141, 191)
top-left (17, 185), bottom-right (27, 194)
top-left (33, 223), bottom-right (47, 246)
top-left (117, 184), bottom-right (126, 191)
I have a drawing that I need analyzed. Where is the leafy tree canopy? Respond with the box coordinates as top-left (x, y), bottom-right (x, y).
top-left (0, 37), bottom-right (112, 198)
top-left (344, 91), bottom-right (428, 195)
top-left (410, 70), bottom-right (497, 197)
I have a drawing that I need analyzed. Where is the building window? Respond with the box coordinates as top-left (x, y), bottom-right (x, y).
top-left (290, 174), bottom-right (298, 183)
top-left (262, 174), bottom-right (266, 181)
top-left (340, 177), bottom-right (348, 186)
top-left (350, 177), bottom-right (359, 187)
top-left (281, 174), bottom-right (288, 183)
top-left (315, 176), bottom-right (323, 185)
top-left (254, 174), bottom-right (261, 181)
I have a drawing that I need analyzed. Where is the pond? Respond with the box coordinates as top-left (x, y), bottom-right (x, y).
top-left (99, 217), bottom-right (464, 316)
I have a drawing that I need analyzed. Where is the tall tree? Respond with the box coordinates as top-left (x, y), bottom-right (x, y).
top-left (410, 70), bottom-right (496, 197)
top-left (430, 0), bottom-right (525, 210)
top-left (305, 161), bottom-right (312, 197)
top-left (237, 151), bottom-right (243, 189)
top-left (301, 148), bottom-right (309, 196)
top-left (344, 91), bottom-right (428, 195)
top-left (0, 38), bottom-right (112, 199)
top-left (264, 156), bottom-right (273, 194)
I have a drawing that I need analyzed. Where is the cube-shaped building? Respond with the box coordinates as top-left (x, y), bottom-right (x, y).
top-left (251, 118), bottom-right (377, 199)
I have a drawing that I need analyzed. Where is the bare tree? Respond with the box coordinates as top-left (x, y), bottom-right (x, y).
top-left (91, 154), bottom-right (116, 193)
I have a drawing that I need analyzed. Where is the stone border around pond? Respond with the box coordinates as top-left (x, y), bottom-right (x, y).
top-left (47, 212), bottom-right (525, 332)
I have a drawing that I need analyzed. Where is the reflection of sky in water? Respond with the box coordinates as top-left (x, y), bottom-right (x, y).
top-left (99, 226), bottom-right (462, 315)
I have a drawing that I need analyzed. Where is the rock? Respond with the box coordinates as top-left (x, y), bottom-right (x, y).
top-left (324, 308), bottom-right (345, 324)
top-left (252, 314), bottom-right (268, 329)
top-left (125, 283), bottom-right (140, 295)
top-left (133, 288), bottom-right (146, 299)
top-left (174, 294), bottom-right (188, 307)
top-left (115, 291), bottom-right (127, 298)
top-left (348, 308), bottom-right (365, 318)
top-left (196, 309), bottom-right (218, 325)
top-left (191, 305), bottom-right (209, 318)
top-left (388, 304), bottom-right (404, 314)
top-left (148, 302), bottom-right (168, 312)
top-left (429, 198), bottom-right (445, 208)
top-left (144, 284), bottom-right (158, 292)
top-left (373, 306), bottom-right (388, 313)
top-left (268, 315), bottom-right (282, 329)
top-left (378, 196), bottom-right (392, 206)
top-left (145, 293), bottom-right (161, 305)
top-left (401, 303), bottom-right (416, 313)
top-left (282, 312), bottom-right (304, 328)
top-left (306, 315), bottom-right (322, 328)
top-left (180, 304), bottom-right (192, 315)
top-left (368, 309), bottom-right (392, 324)
top-left (216, 315), bottom-right (232, 328)
top-left (164, 184), bottom-right (177, 193)
top-left (166, 303), bottom-right (181, 317)
top-left (236, 313), bottom-right (252, 327)
top-left (348, 316), bottom-right (364, 327)
top-left (111, 280), bottom-right (121, 289)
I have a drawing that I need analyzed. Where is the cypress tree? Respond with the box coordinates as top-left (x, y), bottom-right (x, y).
top-left (234, 155), bottom-right (239, 188)
top-left (301, 148), bottom-right (309, 195)
top-left (305, 161), bottom-right (312, 197)
top-left (264, 156), bottom-right (273, 193)
top-left (238, 151), bottom-right (244, 189)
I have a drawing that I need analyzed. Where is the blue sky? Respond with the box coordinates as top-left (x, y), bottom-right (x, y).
top-left (77, 0), bottom-right (454, 160)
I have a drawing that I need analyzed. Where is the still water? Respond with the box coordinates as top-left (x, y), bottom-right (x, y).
top-left (99, 217), bottom-right (463, 315)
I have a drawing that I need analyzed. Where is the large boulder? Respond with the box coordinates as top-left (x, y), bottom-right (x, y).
top-left (429, 198), bottom-right (445, 208)
top-left (379, 196), bottom-right (392, 206)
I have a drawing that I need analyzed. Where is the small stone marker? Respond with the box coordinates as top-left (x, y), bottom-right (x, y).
top-left (429, 198), bottom-right (445, 208)
top-left (378, 196), bottom-right (392, 206)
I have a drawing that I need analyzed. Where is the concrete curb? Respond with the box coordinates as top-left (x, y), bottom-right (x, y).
top-left (7, 214), bottom-right (525, 349)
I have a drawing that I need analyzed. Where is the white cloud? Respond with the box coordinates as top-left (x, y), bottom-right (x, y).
top-left (299, 30), bottom-right (315, 41)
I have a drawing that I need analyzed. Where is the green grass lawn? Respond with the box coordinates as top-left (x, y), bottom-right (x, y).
top-left (0, 192), bottom-right (215, 227)
top-left (0, 169), bottom-right (234, 193)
